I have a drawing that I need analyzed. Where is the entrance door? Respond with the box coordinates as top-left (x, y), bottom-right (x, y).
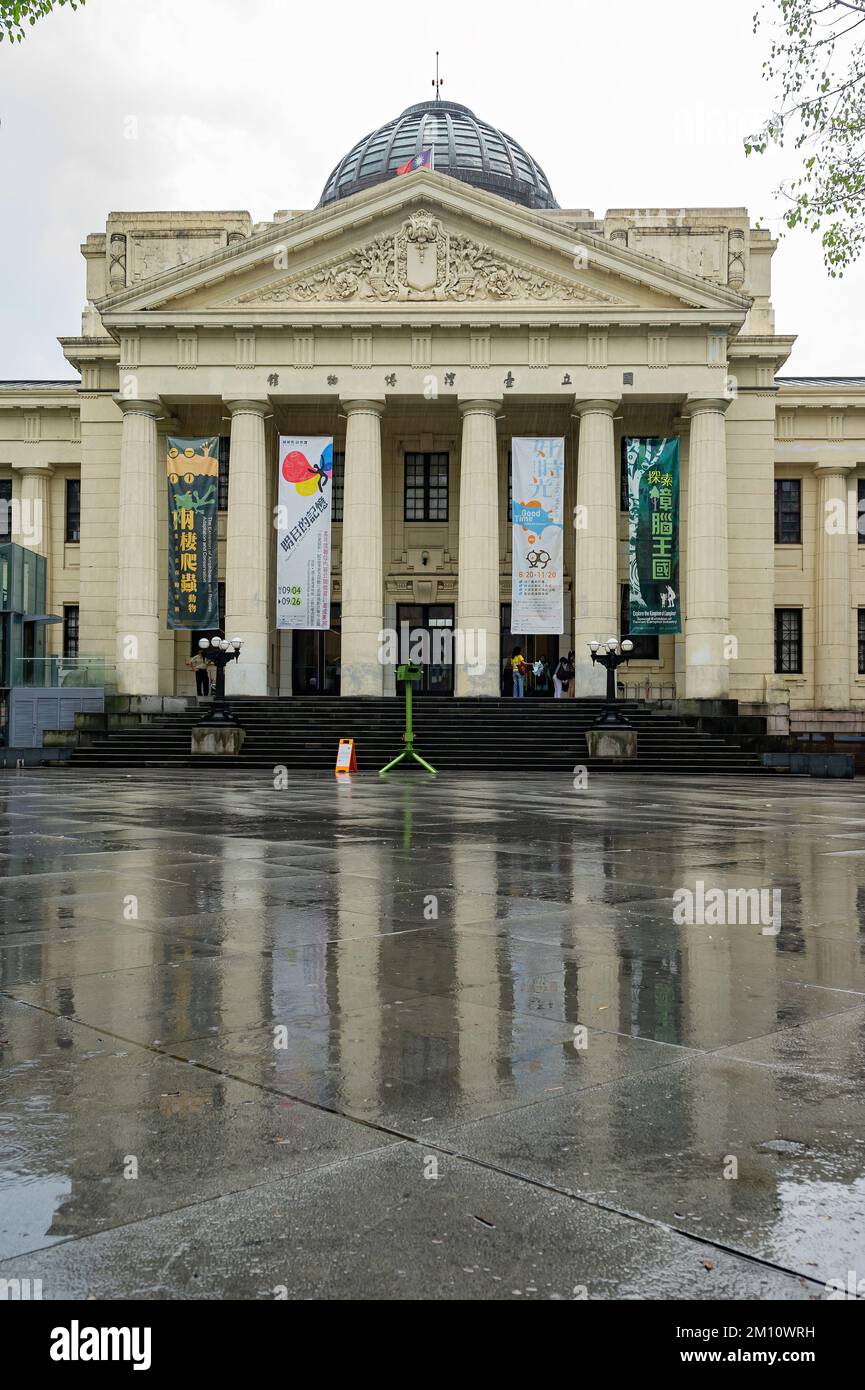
top-left (292, 604), bottom-right (341, 694)
top-left (500, 603), bottom-right (559, 695)
top-left (395, 604), bottom-right (454, 694)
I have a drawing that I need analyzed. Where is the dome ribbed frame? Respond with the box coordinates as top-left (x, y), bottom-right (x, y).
top-left (319, 100), bottom-right (558, 211)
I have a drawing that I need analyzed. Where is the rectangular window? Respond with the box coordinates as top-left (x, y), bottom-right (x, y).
top-left (65, 478), bottom-right (81, 544)
top-left (218, 437), bottom-right (230, 512)
top-left (331, 451), bottom-right (345, 523)
top-left (620, 584), bottom-right (659, 660)
top-left (858, 479), bottom-right (865, 545)
top-left (0, 479), bottom-right (11, 541)
top-left (775, 607), bottom-right (803, 674)
top-left (774, 478), bottom-right (801, 544)
top-left (859, 610), bottom-right (865, 676)
top-left (404, 452), bottom-right (448, 522)
top-left (62, 604), bottom-right (79, 659)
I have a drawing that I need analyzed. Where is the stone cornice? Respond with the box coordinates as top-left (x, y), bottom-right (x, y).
top-left (776, 385), bottom-right (865, 409)
top-left (728, 335), bottom-right (797, 369)
top-left (0, 387), bottom-right (79, 405)
top-left (98, 308), bottom-right (747, 335)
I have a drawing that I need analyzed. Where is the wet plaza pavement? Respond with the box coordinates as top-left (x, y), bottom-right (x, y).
top-left (1, 768), bottom-right (864, 1300)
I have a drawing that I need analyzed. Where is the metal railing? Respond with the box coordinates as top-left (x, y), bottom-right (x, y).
top-left (618, 679), bottom-right (678, 704)
top-left (9, 656), bottom-right (116, 689)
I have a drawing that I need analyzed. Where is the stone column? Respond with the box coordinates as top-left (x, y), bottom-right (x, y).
top-left (456, 398), bottom-right (501, 697)
top-left (224, 399), bottom-right (269, 696)
top-left (683, 397), bottom-right (731, 700)
top-left (573, 399), bottom-right (619, 696)
top-left (814, 462), bottom-right (855, 709)
top-left (12, 464), bottom-right (53, 557)
top-left (340, 399), bottom-right (384, 696)
top-left (114, 397), bottom-right (160, 695)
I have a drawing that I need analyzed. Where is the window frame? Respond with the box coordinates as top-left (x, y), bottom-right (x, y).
top-left (62, 603), bottom-right (80, 660)
top-left (775, 607), bottom-right (803, 674)
top-left (331, 450), bottom-right (345, 523)
top-left (65, 477), bottom-right (82, 544)
top-left (403, 451), bottom-right (449, 523)
top-left (0, 479), bottom-right (11, 542)
top-left (774, 477), bottom-right (802, 545)
top-left (217, 437), bottom-right (230, 513)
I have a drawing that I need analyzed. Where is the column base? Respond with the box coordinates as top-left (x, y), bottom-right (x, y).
top-left (224, 633), bottom-right (268, 696)
top-left (455, 667), bottom-right (499, 698)
top-left (341, 626), bottom-right (384, 696)
top-left (454, 621), bottom-right (498, 697)
top-left (341, 664), bottom-right (384, 697)
top-left (115, 631), bottom-right (159, 696)
top-left (572, 662), bottom-right (607, 698)
top-left (685, 629), bottom-right (731, 701)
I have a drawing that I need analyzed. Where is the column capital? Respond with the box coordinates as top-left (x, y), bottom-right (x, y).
top-left (812, 458), bottom-right (857, 477)
top-left (340, 398), bottom-right (386, 416)
top-left (113, 395), bottom-right (161, 417)
top-left (682, 395), bottom-right (732, 418)
top-left (457, 397), bottom-right (502, 416)
top-left (572, 398), bottom-right (620, 419)
top-left (10, 461), bottom-right (54, 477)
top-left (223, 398), bottom-right (269, 417)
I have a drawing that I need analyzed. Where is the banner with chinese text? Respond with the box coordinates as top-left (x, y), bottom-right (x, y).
top-left (511, 437), bottom-right (565, 634)
top-left (166, 436), bottom-right (219, 630)
top-left (276, 436), bottom-right (334, 629)
top-left (626, 436), bottom-right (681, 634)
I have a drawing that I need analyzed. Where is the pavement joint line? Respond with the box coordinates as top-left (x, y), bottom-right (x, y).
top-left (0, 991), bottom-right (844, 1295)
top-left (791, 980), bottom-right (865, 997)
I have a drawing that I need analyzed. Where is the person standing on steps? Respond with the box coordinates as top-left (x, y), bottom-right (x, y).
top-left (186, 649), bottom-right (211, 698)
top-left (511, 646), bottom-right (527, 699)
top-left (553, 652), bottom-right (569, 699)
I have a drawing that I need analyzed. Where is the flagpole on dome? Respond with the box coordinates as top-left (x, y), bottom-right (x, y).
top-left (432, 51), bottom-right (443, 101)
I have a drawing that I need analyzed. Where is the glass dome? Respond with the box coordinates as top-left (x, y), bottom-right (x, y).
top-left (319, 100), bottom-right (558, 212)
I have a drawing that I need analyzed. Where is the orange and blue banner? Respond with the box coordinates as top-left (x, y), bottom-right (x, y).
top-left (511, 437), bottom-right (565, 634)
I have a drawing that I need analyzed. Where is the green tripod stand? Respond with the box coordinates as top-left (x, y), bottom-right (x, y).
top-left (379, 663), bottom-right (437, 776)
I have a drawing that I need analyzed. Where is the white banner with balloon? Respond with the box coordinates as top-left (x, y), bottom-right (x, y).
top-left (276, 435), bottom-right (334, 630)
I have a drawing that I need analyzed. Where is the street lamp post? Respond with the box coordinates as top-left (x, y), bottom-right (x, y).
top-left (197, 635), bottom-right (244, 726)
top-left (588, 636), bottom-right (634, 726)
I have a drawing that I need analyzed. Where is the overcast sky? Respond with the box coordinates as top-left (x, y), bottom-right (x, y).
top-left (1, 0), bottom-right (863, 378)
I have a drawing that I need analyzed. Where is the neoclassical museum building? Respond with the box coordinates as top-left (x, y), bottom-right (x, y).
top-left (2, 98), bottom-right (864, 725)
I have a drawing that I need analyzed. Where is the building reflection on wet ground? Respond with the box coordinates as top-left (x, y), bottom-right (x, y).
top-left (1, 770), bottom-right (864, 1299)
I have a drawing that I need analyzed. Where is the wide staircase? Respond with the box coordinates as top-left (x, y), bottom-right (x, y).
top-left (68, 696), bottom-right (763, 775)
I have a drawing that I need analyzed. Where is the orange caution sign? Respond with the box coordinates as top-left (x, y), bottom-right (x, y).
top-left (335, 738), bottom-right (357, 775)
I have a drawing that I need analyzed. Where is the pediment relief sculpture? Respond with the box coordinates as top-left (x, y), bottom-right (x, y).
top-left (225, 209), bottom-right (628, 306)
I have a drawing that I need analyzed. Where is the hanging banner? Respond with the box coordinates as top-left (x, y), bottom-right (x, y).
top-left (626, 436), bottom-right (681, 634)
top-left (276, 436), bottom-right (334, 630)
top-left (511, 437), bottom-right (565, 634)
top-left (166, 436), bottom-right (219, 630)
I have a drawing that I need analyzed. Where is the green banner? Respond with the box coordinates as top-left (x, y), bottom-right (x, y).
top-left (626, 436), bottom-right (681, 635)
top-left (166, 436), bottom-right (219, 630)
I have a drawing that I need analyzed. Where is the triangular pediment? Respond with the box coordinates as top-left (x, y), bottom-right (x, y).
top-left (96, 170), bottom-right (752, 322)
